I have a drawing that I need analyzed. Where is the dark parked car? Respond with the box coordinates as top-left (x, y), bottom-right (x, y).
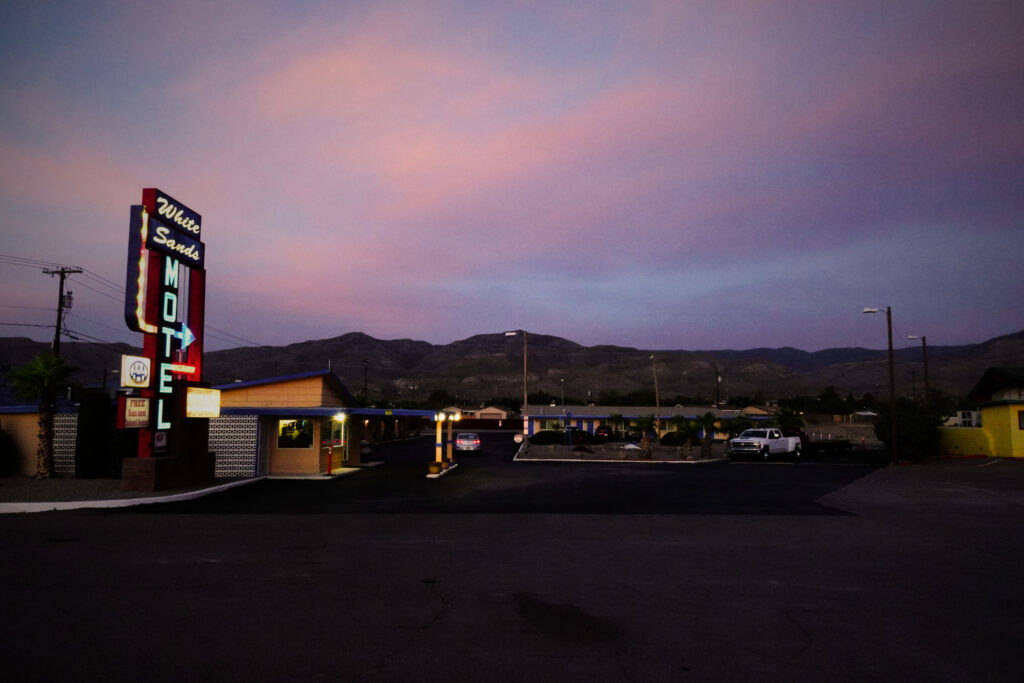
top-left (595, 425), bottom-right (614, 441)
top-left (565, 428), bottom-right (596, 445)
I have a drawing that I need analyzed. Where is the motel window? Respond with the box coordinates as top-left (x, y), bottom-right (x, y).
top-left (278, 419), bottom-right (314, 449)
top-left (323, 419), bottom-right (343, 448)
top-left (1018, 411), bottom-right (1024, 431)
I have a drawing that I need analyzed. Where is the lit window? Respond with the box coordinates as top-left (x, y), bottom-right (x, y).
top-left (278, 419), bottom-right (314, 449)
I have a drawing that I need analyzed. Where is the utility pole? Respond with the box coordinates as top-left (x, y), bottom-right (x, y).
top-left (42, 267), bottom-right (82, 357)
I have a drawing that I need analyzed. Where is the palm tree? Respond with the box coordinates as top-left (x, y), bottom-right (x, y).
top-left (669, 415), bottom-right (700, 459)
top-left (725, 414), bottom-right (754, 439)
top-left (635, 415), bottom-right (656, 459)
top-left (10, 354), bottom-right (75, 478)
top-left (607, 413), bottom-right (624, 439)
top-left (696, 412), bottom-right (720, 460)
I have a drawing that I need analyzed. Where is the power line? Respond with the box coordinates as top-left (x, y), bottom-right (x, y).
top-left (63, 312), bottom-right (139, 345)
top-left (78, 269), bottom-right (124, 294)
top-left (67, 275), bottom-right (124, 303)
top-left (0, 254), bottom-right (81, 271)
top-left (3, 252), bottom-right (270, 349)
top-left (207, 324), bottom-right (264, 347)
top-left (61, 327), bottom-right (136, 353)
top-left (0, 304), bottom-right (56, 312)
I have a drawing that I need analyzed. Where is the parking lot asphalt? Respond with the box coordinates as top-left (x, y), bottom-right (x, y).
top-left (2, 434), bottom-right (1022, 682)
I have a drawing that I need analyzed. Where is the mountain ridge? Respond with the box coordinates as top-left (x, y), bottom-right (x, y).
top-left (2, 330), bottom-right (1021, 404)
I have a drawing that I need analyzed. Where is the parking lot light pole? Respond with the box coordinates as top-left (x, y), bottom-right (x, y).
top-left (433, 412), bottom-right (445, 474)
top-left (864, 307), bottom-right (897, 463)
top-left (907, 335), bottom-right (930, 403)
top-left (505, 330), bottom-right (528, 435)
top-left (650, 355), bottom-right (661, 436)
top-left (447, 412), bottom-right (459, 467)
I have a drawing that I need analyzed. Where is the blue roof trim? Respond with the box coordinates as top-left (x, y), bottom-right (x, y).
top-left (0, 403), bottom-right (80, 414)
top-left (525, 412), bottom-right (755, 421)
top-left (0, 404), bottom-right (38, 414)
top-left (219, 406), bottom-right (437, 418)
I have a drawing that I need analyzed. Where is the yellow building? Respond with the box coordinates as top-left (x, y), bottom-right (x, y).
top-left (939, 368), bottom-right (1024, 459)
top-left (0, 408), bottom-right (42, 476)
top-left (0, 404), bottom-right (80, 477)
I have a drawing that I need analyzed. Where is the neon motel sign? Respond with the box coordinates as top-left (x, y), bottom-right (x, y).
top-left (123, 189), bottom-right (208, 456)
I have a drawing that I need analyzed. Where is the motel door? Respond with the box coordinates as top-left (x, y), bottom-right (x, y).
top-left (322, 418), bottom-right (346, 473)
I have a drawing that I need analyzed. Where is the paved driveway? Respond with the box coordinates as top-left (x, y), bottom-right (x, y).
top-left (144, 433), bottom-right (885, 515)
top-left (2, 436), bottom-right (1022, 682)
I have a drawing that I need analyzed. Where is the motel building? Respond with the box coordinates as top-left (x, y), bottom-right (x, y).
top-left (522, 404), bottom-right (748, 439)
top-left (211, 370), bottom-right (438, 478)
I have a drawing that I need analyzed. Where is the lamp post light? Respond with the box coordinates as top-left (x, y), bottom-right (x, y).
top-left (907, 335), bottom-right (930, 404)
top-left (505, 330), bottom-right (528, 435)
top-left (433, 412), bottom-right (446, 473)
top-left (650, 355), bottom-right (661, 435)
top-left (560, 378), bottom-right (565, 410)
top-left (447, 411), bottom-right (460, 467)
top-left (864, 306), bottom-right (897, 463)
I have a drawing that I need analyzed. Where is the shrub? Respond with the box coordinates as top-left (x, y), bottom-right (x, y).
top-left (529, 430), bottom-right (564, 445)
top-left (661, 432), bottom-right (697, 447)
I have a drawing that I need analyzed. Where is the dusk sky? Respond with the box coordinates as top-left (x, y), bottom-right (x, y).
top-left (2, 1), bottom-right (1021, 354)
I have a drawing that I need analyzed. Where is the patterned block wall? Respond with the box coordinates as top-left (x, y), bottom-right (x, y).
top-left (54, 411), bottom-right (78, 477)
top-left (210, 414), bottom-right (260, 477)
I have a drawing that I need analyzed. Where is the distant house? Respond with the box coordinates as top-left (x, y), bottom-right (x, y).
top-left (460, 405), bottom-right (509, 421)
top-left (740, 405), bottom-right (775, 418)
top-left (939, 368), bottom-right (1024, 459)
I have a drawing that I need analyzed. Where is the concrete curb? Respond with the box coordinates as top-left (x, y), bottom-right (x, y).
top-left (514, 455), bottom-right (728, 465)
top-left (0, 476), bottom-right (263, 514)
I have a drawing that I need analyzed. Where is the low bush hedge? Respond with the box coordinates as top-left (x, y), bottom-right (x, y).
top-left (660, 432), bottom-right (697, 447)
top-left (529, 430), bottom-right (564, 445)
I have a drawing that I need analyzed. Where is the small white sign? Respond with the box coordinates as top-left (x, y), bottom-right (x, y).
top-left (186, 387), bottom-right (221, 418)
top-left (121, 355), bottom-right (151, 388)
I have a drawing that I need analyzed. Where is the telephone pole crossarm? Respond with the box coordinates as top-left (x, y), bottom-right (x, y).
top-left (42, 267), bottom-right (83, 357)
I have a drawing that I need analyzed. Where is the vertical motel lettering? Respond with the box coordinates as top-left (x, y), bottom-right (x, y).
top-left (156, 256), bottom-right (179, 430)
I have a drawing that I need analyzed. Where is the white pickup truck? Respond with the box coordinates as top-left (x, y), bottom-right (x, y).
top-left (728, 428), bottom-right (802, 460)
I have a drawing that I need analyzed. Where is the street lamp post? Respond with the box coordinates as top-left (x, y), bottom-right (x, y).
top-left (505, 330), bottom-right (528, 435)
top-left (864, 306), bottom-right (897, 463)
top-left (433, 412), bottom-right (446, 473)
top-left (650, 355), bottom-right (661, 435)
top-left (446, 412), bottom-right (459, 468)
top-left (907, 335), bottom-right (930, 403)
top-left (362, 361), bottom-right (369, 404)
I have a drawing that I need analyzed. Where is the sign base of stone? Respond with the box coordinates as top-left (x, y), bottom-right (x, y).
top-left (121, 452), bottom-right (215, 491)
